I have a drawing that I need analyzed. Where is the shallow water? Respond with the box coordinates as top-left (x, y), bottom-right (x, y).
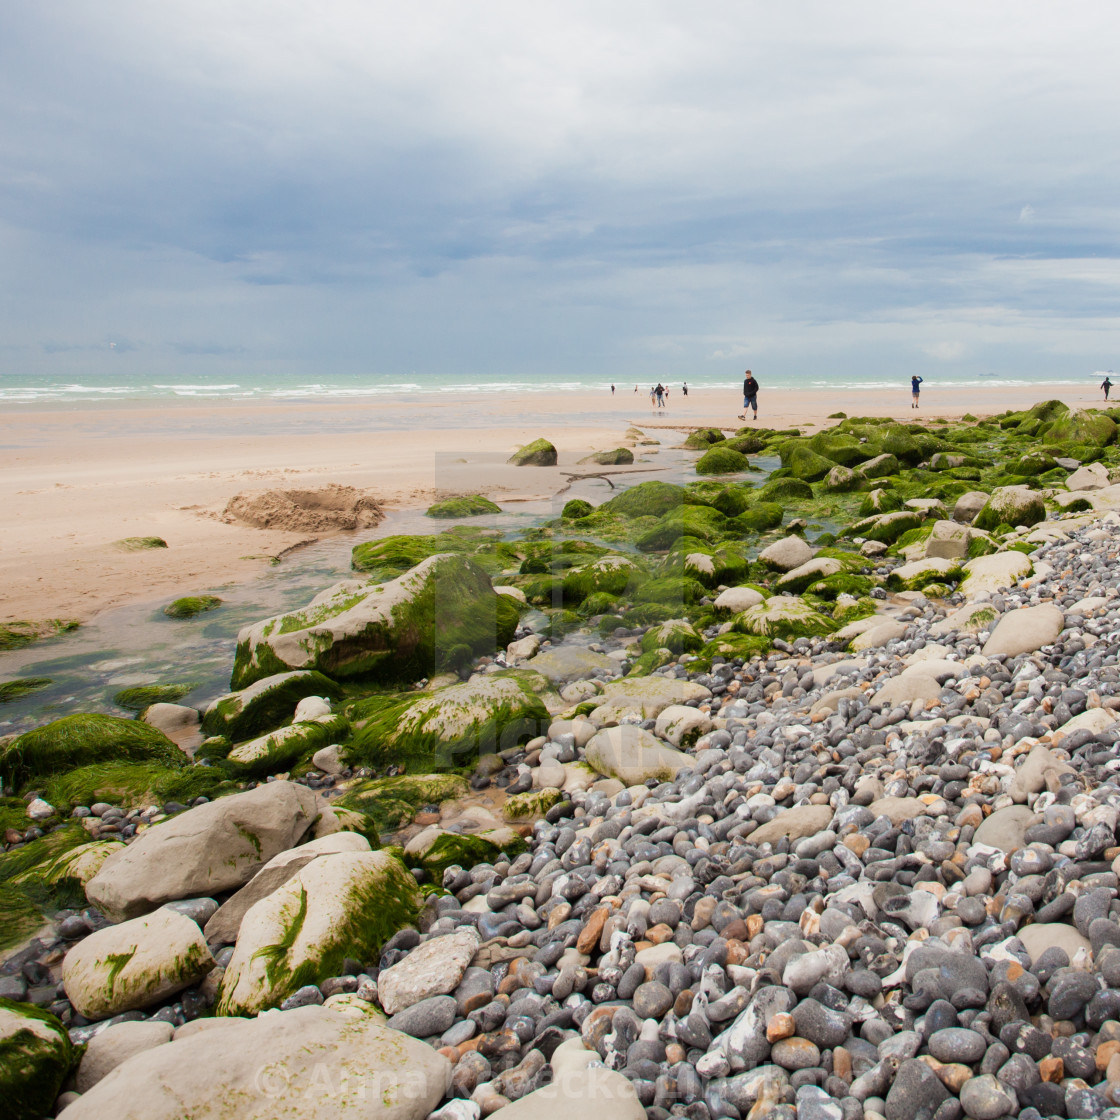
top-left (0, 438), bottom-right (777, 735)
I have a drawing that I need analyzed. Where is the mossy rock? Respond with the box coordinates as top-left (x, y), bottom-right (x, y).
top-left (578, 591), bottom-right (621, 617)
top-left (0, 714), bottom-right (184, 791)
top-left (351, 533), bottom-right (469, 580)
top-left (732, 597), bottom-right (837, 640)
top-left (504, 788), bottom-right (563, 821)
top-left (233, 554), bottom-right (519, 689)
top-left (683, 428), bottom-right (725, 449)
top-left (413, 830), bottom-right (526, 880)
top-left (626, 647), bottom-right (676, 676)
top-left (808, 431), bottom-right (868, 466)
top-left (561, 555), bottom-right (647, 604)
top-left (1042, 409), bottom-right (1117, 447)
top-left (345, 671), bottom-right (553, 770)
top-left (1063, 497), bottom-right (1095, 514)
top-left (635, 505), bottom-right (730, 551)
top-left (602, 481), bottom-right (687, 519)
top-left (508, 438), bottom-right (558, 466)
top-left (758, 477), bottom-right (813, 503)
top-left (807, 572), bottom-right (875, 599)
top-left (843, 510), bottom-right (924, 544)
top-left (163, 595), bottom-right (222, 619)
top-left (561, 499), bottom-right (594, 520)
top-left (973, 486), bottom-right (1046, 531)
top-left (580, 448), bottom-right (634, 466)
top-left (832, 597), bottom-right (879, 626)
top-left (640, 619), bottom-right (703, 655)
top-left (202, 669), bottom-right (345, 740)
top-left (696, 446), bottom-right (750, 475)
top-left (538, 609), bottom-right (584, 641)
top-left (694, 634), bottom-right (773, 666)
top-left (632, 576), bottom-right (707, 607)
top-left (336, 773), bottom-right (469, 833)
top-left (662, 543), bottom-right (749, 588)
top-left (0, 678), bottom-right (52, 705)
top-left (823, 465), bottom-right (861, 492)
top-left (40, 760), bottom-right (233, 811)
top-left (426, 495), bottom-right (502, 518)
top-left (858, 490), bottom-right (903, 516)
top-left (0, 998), bottom-right (74, 1120)
top-left (1007, 452), bottom-right (1058, 476)
top-left (683, 481), bottom-right (755, 518)
top-left (226, 714), bottom-right (349, 778)
top-left (779, 443), bottom-right (835, 482)
top-left (712, 435), bottom-right (764, 455)
top-left (113, 683), bottom-right (197, 711)
top-left (730, 503), bottom-right (784, 532)
top-left (113, 536), bottom-right (168, 551)
top-left (0, 620), bottom-right (80, 652)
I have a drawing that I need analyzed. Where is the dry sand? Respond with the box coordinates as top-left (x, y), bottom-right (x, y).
top-left (0, 383), bottom-right (1103, 624)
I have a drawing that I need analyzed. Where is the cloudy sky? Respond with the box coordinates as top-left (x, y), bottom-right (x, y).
top-left (2, 1), bottom-right (1120, 384)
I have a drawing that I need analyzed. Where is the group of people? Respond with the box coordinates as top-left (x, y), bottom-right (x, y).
top-left (614, 382), bottom-right (689, 406)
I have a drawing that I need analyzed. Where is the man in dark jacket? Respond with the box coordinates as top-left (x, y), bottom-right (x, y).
top-left (740, 371), bottom-right (759, 420)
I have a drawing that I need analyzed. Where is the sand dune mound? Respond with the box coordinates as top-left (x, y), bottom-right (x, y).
top-left (222, 485), bottom-right (383, 532)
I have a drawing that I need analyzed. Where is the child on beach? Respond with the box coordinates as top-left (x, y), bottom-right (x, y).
top-left (739, 371), bottom-right (759, 420)
top-left (911, 375), bottom-right (923, 408)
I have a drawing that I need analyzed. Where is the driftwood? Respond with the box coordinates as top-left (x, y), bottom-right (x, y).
top-left (555, 466), bottom-right (669, 495)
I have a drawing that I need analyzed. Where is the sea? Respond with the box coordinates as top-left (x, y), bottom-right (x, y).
top-left (0, 368), bottom-right (1111, 407)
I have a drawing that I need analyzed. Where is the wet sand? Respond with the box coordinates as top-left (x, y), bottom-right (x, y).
top-left (0, 382), bottom-right (1102, 624)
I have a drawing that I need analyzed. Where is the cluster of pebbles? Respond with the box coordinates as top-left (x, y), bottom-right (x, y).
top-left (10, 515), bottom-right (1120, 1120)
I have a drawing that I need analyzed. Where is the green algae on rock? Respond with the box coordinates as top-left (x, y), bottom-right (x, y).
top-left (579, 448), bottom-right (634, 465)
top-left (507, 437), bottom-right (558, 466)
top-left (426, 494), bottom-right (502, 518)
top-left (337, 773), bottom-right (469, 833)
top-left (410, 828), bottom-right (527, 879)
top-left (0, 619), bottom-right (80, 652)
top-left (113, 683), bottom-right (197, 711)
top-left (635, 505), bottom-right (729, 550)
top-left (0, 678), bottom-right (52, 704)
top-left (345, 671), bottom-right (553, 770)
top-left (0, 714), bottom-right (183, 791)
top-left (682, 427), bottom-right (725, 449)
top-left (163, 595), bottom-right (222, 619)
top-left (732, 596), bottom-right (838, 640)
top-left (226, 714), bottom-right (349, 778)
top-left (202, 669), bottom-right (345, 740)
top-left (216, 850), bottom-right (421, 1016)
top-left (561, 555), bottom-right (647, 604)
top-left (602, 480), bottom-right (687, 519)
top-left (695, 446), bottom-right (750, 475)
top-left (972, 485), bottom-right (1046, 531)
top-left (640, 618), bottom-right (703, 655)
top-left (231, 553), bottom-right (518, 689)
top-left (561, 498), bottom-right (594, 519)
top-left (113, 536), bottom-right (168, 551)
top-left (41, 761), bottom-right (232, 812)
top-left (0, 999), bottom-right (74, 1120)
top-left (504, 787), bottom-right (563, 820)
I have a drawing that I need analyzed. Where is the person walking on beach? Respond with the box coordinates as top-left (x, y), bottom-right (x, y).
top-left (1102, 374), bottom-right (1113, 401)
top-left (911, 375), bottom-right (923, 408)
top-left (611, 384), bottom-right (615, 395)
top-left (682, 381), bottom-right (688, 396)
top-left (739, 371), bottom-right (759, 421)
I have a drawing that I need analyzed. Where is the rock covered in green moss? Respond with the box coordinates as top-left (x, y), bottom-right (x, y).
top-left (824, 465), bottom-right (861, 491)
top-left (202, 669), bottom-right (344, 741)
top-left (602, 480), bottom-right (687, 519)
top-left (407, 828), bottom-right (526, 878)
top-left (113, 536), bottom-right (168, 551)
top-left (695, 446), bottom-right (750, 474)
top-left (217, 850), bottom-right (420, 1016)
top-left (731, 502), bottom-right (784, 531)
top-left (0, 678), bottom-right (52, 704)
top-left (231, 553), bottom-right (518, 689)
top-left (0, 714), bottom-right (183, 791)
top-left (345, 670), bottom-right (553, 770)
top-left (337, 773), bottom-right (469, 833)
top-left (225, 713), bottom-right (348, 777)
top-left (779, 443), bottom-right (835, 482)
top-left (561, 498), bottom-right (594, 519)
top-left (163, 595), bottom-right (222, 619)
top-left (758, 477), bottom-right (813, 503)
top-left (887, 556), bottom-right (965, 592)
top-left (640, 618), bottom-right (703, 655)
top-left (40, 760), bottom-right (228, 814)
top-left (682, 427), bottom-right (724, 449)
top-left (973, 485), bottom-right (1046, 531)
top-left (86, 781), bottom-right (320, 922)
top-left (1042, 408), bottom-right (1117, 447)
top-left (0, 619), bottom-right (80, 651)
top-left (0, 999), bottom-right (73, 1120)
top-left (62, 907), bottom-right (214, 1020)
top-left (859, 489), bottom-right (903, 516)
top-left (589, 675), bottom-right (711, 722)
top-left (425, 494), bottom-right (502, 518)
top-left (508, 437), bottom-right (558, 465)
top-left (844, 510), bottom-right (924, 544)
top-left (580, 447), bottom-right (634, 465)
top-left (775, 557), bottom-right (844, 594)
top-left (504, 787), bottom-right (564, 820)
top-left (733, 595), bottom-right (837, 640)
top-left (561, 555), bottom-right (646, 603)
top-left (635, 505), bottom-right (729, 550)
top-left (113, 683), bottom-right (196, 712)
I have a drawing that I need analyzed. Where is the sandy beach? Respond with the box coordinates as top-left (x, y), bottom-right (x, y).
top-left (0, 382), bottom-right (1105, 624)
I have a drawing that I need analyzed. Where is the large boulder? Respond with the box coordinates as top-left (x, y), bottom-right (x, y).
top-left (952, 491), bottom-right (990, 524)
top-left (344, 671), bottom-right (553, 770)
top-left (640, 618), bottom-right (703, 655)
top-left (0, 714), bottom-right (182, 790)
top-left (958, 552), bottom-right (1032, 599)
top-left (713, 586), bottom-right (765, 614)
top-left (696, 446), bottom-right (750, 474)
top-left (85, 781), bottom-right (320, 922)
top-left (201, 670), bottom-right (345, 740)
top-left (217, 851), bottom-right (420, 1016)
top-left (781, 443), bottom-right (835, 482)
top-left (225, 714), bottom-right (348, 778)
top-left (523, 646), bottom-right (616, 684)
top-left (55, 1005), bottom-right (450, 1120)
top-left (845, 510), bottom-right (923, 544)
top-left (1067, 462), bottom-right (1111, 491)
top-left (1043, 408), bottom-right (1117, 447)
top-left (973, 486), bottom-right (1046, 531)
top-left (377, 927), bottom-right (481, 1014)
top-left (585, 726), bottom-right (692, 784)
top-left (982, 604), bottom-right (1064, 657)
top-left (858, 452), bottom-right (901, 479)
top-left (0, 1000), bottom-right (73, 1120)
top-left (601, 481), bottom-right (686, 519)
top-left (75, 1020), bottom-right (173, 1092)
top-left (508, 438), bottom-right (558, 466)
top-left (561, 555), bottom-right (646, 603)
top-left (62, 908), bottom-right (214, 1020)
top-left (588, 676), bottom-right (711, 723)
top-left (775, 557), bottom-right (843, 594)
top-left (757, 536), bottom-right (813, 572)
top-left (887, 556), bottom-right (962, 592)
top-left (924, 520), bottom-right (972, 559)
top-left (231, 554), bottom-right (518, 689)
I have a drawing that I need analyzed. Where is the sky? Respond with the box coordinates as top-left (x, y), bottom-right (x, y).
top-left (2, 1), bottom-right (1120, 384)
